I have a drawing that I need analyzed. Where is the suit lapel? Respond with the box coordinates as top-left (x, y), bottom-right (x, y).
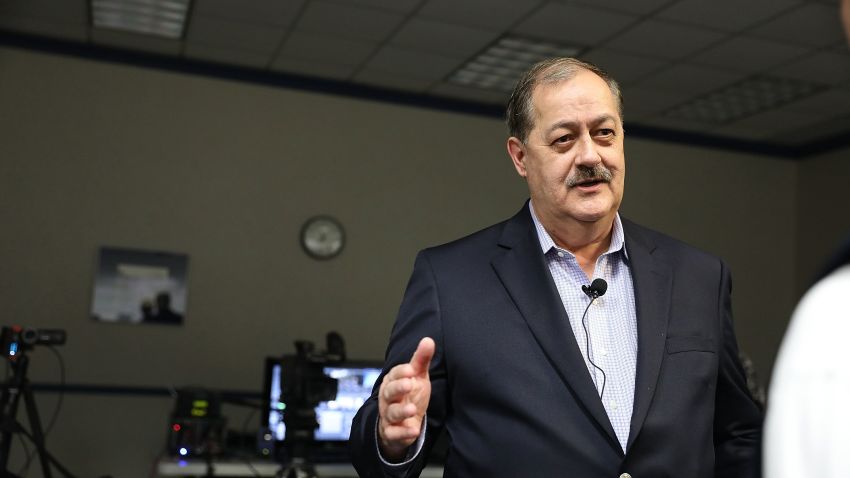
top-left (623, 220), bottom-right (672, 452)
top-left (491, 205), bottom-right (621, 451)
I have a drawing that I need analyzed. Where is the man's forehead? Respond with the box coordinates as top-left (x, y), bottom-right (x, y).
top-left (530, 76), bottom-right (620, 125)
top-left (533, 72), bottom-right (615, 106)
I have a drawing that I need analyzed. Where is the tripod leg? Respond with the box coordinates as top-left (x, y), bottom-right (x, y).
top-left (0, 376), bottom-right (24, 471)
top-left (21, 384), bottom-right (52, 478)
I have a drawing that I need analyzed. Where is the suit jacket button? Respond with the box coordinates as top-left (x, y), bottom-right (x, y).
top-left (619, 474), bottom-right (632, 478)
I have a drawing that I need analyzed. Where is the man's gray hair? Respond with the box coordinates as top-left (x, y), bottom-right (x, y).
top-left (506, 57), bottom-right (623, 142)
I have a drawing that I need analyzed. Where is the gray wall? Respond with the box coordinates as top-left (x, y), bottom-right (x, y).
top-left (0, 45), bottom-right (828, 476)
top-left (796, 145), bottom-right (850, 294)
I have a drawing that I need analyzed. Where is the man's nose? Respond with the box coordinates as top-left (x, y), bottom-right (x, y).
top-left (573, 133), bottom-right (602, 167)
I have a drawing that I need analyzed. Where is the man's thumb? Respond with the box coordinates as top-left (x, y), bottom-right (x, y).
top-left (410, 337), bottom-right (435, 375)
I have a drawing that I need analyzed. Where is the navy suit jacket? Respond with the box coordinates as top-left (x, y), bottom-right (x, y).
top-left (350, 204), bottom-right (762, 477)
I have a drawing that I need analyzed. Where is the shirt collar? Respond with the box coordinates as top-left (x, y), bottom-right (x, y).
top-left (528, 200), bottom-right (628, 260)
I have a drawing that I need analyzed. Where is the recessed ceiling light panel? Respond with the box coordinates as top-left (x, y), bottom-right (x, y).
top-left (91, 0), bottom-right (192, 39)
top-left (448, 36), bottom-right (582, 92)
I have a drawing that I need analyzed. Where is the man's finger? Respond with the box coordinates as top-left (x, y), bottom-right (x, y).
top-left (381, 377), bottom-right (412, 402)
top-left (381, 423), bottom-right (421, 442)
top-left (384, 362), bottom-right (415, 382)
top-left (410, 337), bottom-right (435, 375)
top-left (384, 402), bottom-right (417, 423)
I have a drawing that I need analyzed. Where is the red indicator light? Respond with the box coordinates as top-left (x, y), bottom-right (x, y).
top-left (172, 424), bottom-right (181, 432)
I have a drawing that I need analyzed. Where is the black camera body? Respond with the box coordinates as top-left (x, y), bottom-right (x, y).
top-left (1, 326), bottom-right (66, 361)
top-left (280, 340), bottom-right (341, 442)
top-left (277, 333), bottom-right (346, 466)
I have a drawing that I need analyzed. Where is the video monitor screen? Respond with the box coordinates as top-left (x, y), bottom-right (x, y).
top-left (263, 358), bottom-right (382, 442)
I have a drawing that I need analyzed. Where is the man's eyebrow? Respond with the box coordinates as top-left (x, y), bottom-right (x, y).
top-left (592, 114), bottom-right (618, 127)
top-left (543, 114), bottom-right (618, 137)
top-left (544, 120), bottom-right (579, 137)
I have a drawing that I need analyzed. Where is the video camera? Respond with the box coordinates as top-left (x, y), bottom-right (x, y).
top-left (1, 326), bottom-right (66, 362)
top-left (277, 332), bottom-right (345, 475)
top-left (279, 333), bottom-right (345, 443)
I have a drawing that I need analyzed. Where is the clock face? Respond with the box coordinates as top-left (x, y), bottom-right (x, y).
top-left (301, 216), bottom-right (345, 259)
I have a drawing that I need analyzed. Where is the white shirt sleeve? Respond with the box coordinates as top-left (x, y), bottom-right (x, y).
top-left (375, 416), bottom-right (428, 474)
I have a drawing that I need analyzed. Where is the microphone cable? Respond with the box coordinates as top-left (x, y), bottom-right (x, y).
top-left (580, 278), bottom-right (608, 399)
top-left (580, 298), bottom-right (607, 399)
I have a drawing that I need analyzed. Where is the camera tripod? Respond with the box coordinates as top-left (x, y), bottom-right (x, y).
top-left (277, 456), bottom-right (318, 478)
top-left (0, 350), bottom-right (74, 478)
top-left (275, 336), bottom-right (345, 478)
top-left (276, 410), bottom-right (321, 478)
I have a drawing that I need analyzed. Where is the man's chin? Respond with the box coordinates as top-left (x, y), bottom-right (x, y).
top-left (562, 205), bottom-right (616, 224)
top-left (575, 213), bottom-right (611, 224)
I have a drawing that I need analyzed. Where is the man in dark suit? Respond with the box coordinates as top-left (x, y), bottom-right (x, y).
top-left (350, 58), bottom-right (762, 477)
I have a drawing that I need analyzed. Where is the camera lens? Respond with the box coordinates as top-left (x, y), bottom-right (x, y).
top-left (21, 328), bottom-right (38, 345)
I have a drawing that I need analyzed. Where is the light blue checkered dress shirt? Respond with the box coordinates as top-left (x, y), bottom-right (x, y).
top-left (529, 202), bottom-right (638, 452)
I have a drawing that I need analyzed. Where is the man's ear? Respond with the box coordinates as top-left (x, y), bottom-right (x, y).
top-left (507, 137), bottom-right (528, 178)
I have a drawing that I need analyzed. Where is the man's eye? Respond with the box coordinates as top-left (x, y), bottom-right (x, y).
top-left (597, 129), bottom-right (615, 137)
top-left (553, 135), bottom-right (572, 144)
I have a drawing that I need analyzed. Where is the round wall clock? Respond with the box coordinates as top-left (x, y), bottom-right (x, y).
top-left (300, 215), bottom-right (345, 260)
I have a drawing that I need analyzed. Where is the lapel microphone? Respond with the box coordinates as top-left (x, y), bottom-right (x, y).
top-left (580, 277), bottom-right (609, 398)
top-left (582, 278), bottom-right (608, 300)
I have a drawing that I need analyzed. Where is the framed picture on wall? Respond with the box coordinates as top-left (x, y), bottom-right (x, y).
top-left (90, 247), bottom-right (189, 326)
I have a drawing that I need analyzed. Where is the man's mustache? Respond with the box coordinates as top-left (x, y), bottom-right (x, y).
top-left (566, 165), bottom-right (613, 187)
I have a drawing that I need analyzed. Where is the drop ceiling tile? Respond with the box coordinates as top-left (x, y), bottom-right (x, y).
top-left (750, 3), bottom-right (845, 48)
top-left (0, 0), bottom-right (87, 22)
top-left (579, 48), bottom-right (667, 85)
top-left (191, 0), bottom-right (305, 27)
top-left (0, 16), bottom-right (87, 42)
top-left (633, 114), bottom-right (717, 134)
top-left (656, 0), bottom-right (801, 32)
top-left (636, 64), bottom-right (743, 96)
top-left (390, 18), bottom-right (500, 59)
top-left (780, 86), bottom-right (850, 115)
top-left (91, 29), bottom-right (182, 56)
top-left (714, 108), bottom-right (830, 140)
top-left (558, 0), bottom-right (674, 15)
top-left (604, 20), bottom-right (726, 61)
top-left (334, 0), bottom-right (421, 14)
top-left (0, 0), bottom-right (87, 41)
top-left (360, 45), bottom-right (464, 82)
top-left (767, 113), bottom-right (850, 145)
top-left (707, 127), bottom-right (765, 142)
top-left (295, 0), bottom-right (406, 42)
top-left (769, 50), bottom-right (850, 85)
top-left (619, 86), bottom-right (690, 118)
top-left (832, 40), bottom-right (850, 52)
top-left (428, 82), bottom-right (510, 104)
top-left (275, 30), bottom-right (376, 66)
top-left (184, 44), bottom-right (271, 69)
top-left (617, 110), bottom-right (656, 124)
top-left (352, 69), bottom-right (433, 92)
top-left (270, 57), bottom-right (356, 80)
top-left (689, 36), bottom-right (809, 73)
top-left (417, 0), bottom-right (544, 30)
top-left (512, 3), bottom-right (637, 46)
top-left (186, 16), bottom-right (285, 53)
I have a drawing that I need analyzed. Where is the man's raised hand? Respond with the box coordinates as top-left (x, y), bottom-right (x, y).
top-left (377, 337), bottom-right (435, 462)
